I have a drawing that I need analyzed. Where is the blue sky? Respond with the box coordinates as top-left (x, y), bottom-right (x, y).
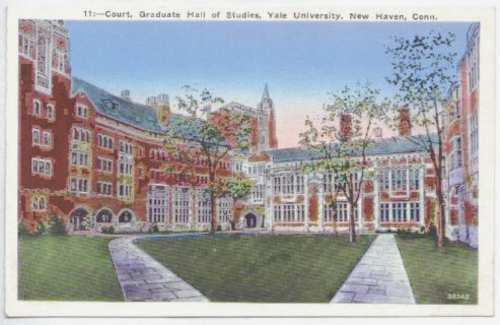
top-left (66, 20), bottom-right (472, 147)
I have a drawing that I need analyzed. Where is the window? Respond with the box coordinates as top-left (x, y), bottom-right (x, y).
top-left (470, 113), bottom-right (479, 159)
top-left (42, 131), bottom-right (51, 146)
top-left (97, 182), bottom-right (113, 196)
top-left (273, 204), bottom-right (305, 223)
top-left (218, 196), bottom-right (233, 223)
top-left (69, 177), bottom-right (89, 194)
top-left (336, 201), bottom-right (349, 222)
top-left (118, 182), bottom-right (133, 201)
top-left (32, 99), bottom-right (41, 116)
top-left (32, 128), bottom-right (40, 145)
top-left (148, 185), bottom-right (169, 223)
top-left (197, 191), bottom-right (211, 224)
top-left (323, 200), bottom-right (358, 223)
top-left (46, 104), bottom-right (55, 120)
top-left (54, 49), bottom-right (66, 74)
top-left (283, 174), bottom-right (294, 195)
top-left (251, 184), bottom-right (264, 202)
top-left (410, 202), bottom-right (420, 222)
top-left (296, 175), bottom-right (304, 194)
top-left (96, 157), bottom-right (113, 173)
top-left (97, 134), bottom-right (114, 149)
top-left (323, 172), bottom-right (342, 193)
top-left (71, 151), bottom-right (90, 167)
top-left (19, 33), bottom-right (34, 57)
top-left (31, 196), bottom-right (47, 211)
top-left (119, 161), bottom-right (133, 176)
top-left (35, 27), bottom-right (51, 92)
top-left (273, 176), bottom-right (281, 194)
top-left (391, 168), bottom-right (408, 192)
top-left (174, 188), bottom-right (190, 224)
top-left (450, 137), bottom-right (463, 170)
top-left (409, 168), bottom-right (420, 190)
top-left (31, 158), bottom-right (52, 177)
top-left (380, 169), bottom-right (391, 191)
top-left (392, 202), bottom-right (408, 222)
top-left (273, 174), bottom-right (303, 195)
top-left (380, 203), bottom-right (390, 222)
top-left (75, 104), bottom-right (88, 119)
top-left (72, 127), bottom-right (91, 143)
top-left (120, 141), bottom-right (133, 155)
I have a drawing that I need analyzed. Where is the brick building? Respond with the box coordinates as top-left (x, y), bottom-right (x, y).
top-left (443, 23), bottom-right (479, 247)
top-left (19, 19), bottom-right (441, 235)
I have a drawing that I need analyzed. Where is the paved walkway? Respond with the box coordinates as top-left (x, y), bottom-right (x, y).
top-left (109, 236), bottom-right (208, 302)
top-left (331, 234), bottom-right (416, 304)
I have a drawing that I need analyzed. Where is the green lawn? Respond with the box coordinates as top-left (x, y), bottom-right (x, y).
top-left (137, 234), bottom-right (373, 302)
top-left (396, 235), bottom-right (478, 304)
top-left (18, 235), bottom-right (123, 301)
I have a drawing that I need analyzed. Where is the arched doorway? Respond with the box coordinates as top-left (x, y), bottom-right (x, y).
top-left (244, 213), bottom-right (257, 228)
top-left (118, 210), bottom-right (133, 223)
top-left (70, 207), bottom-right (89, 231)
top-left (95, 208), bottom-right (113, 223)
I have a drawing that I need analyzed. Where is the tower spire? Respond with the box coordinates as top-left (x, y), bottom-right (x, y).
top-left (262, 83), bottom-right (270, 101)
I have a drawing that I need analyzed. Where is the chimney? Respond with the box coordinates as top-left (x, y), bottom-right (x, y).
top-left (120, 89), bottom-right (131, 101)
top-left (147, 93), bottom-right (171, 127)
top-left (338, 113), bottom-right (352, 142)
top-left (398, 106), bottom-right (412, 137)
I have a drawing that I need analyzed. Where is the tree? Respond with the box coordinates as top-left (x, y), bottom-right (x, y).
top-left (215, 175), bottom-right (253, 230)
top-left (300, 83), bottom-right (386, 242)
top-left (385, 31), bottom-right (458, 247)
top-left (164, 86), bottom-right (252, 234)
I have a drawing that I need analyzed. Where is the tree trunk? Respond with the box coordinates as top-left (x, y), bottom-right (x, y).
top-left (435, 176), bottom-right (446, 248)
top-left (349, 203), bottom-right (357, 243)
top-left (210, 191), bottom-right (217, 234)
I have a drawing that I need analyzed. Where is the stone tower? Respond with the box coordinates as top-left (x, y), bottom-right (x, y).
top-left (256, 84), bottom-right (278, 152)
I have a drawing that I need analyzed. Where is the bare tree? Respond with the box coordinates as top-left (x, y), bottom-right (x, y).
top-left (385, 31), bottom-right (458, 247)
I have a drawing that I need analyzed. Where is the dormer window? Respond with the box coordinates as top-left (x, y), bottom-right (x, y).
top-left (75, 104), bottom-right (89, 119)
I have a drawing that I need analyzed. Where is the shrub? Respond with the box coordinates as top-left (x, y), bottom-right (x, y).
top-left (48, 215), bottom-right (67, 235)
top-left (102, 225), bottom-right (115, 234)
top-left (18, 221), bottom-right (30, 237)
top-left (35, 221), bottom-right (47, 236)
top-left (149, 224), bottom-right (159, 233)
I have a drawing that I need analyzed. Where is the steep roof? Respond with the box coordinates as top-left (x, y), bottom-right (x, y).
top-left (71, 77), bottom-right (218, 143)
top-left (71, 77), bottom-right (164, 133)
top-left (266, 134), bottom-right (437, 163)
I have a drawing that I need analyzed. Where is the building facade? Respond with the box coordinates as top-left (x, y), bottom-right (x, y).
top-left (19, 19), bottom-right (442, 236)
top-left (443, 23), bottom-right (479, 247)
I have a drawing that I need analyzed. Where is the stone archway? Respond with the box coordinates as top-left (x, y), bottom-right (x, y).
top-left (95, 208), bottom-right (113, 224)
top-left (69, 207), bottom-right (90, 231)
top-left (244, 213), bottom-right (258, 228)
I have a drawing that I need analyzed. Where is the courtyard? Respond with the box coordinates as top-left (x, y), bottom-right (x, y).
top-left (18, 232), bottom-right (477, 303)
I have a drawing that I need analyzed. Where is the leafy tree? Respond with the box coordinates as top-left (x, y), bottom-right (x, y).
top-left (300, 83), bottom-right (386, 242)
top-left (224, 175), bottom-right (253, 230)
top-left (164, 86), bottom-right (252, 234)
top-left (385, 31), bottom-right (457, 247)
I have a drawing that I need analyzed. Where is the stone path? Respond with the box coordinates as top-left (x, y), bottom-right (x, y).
top-left (331, 234), bottom-right (416, 304)
top-left (109, 236), bottom-right (208, 302)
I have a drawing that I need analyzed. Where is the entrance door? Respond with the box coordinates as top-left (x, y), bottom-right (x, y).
top-left (70, 208), bottom-right (88, 231)
top-left (245, 213), bottom-right (257, 228)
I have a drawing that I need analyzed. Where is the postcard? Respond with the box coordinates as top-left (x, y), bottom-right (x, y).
top-left (3, 1), bottom-right (496, 318)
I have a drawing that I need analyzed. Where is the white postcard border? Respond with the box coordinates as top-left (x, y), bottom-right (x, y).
top-left (4, 3), bottom-right (496, 317)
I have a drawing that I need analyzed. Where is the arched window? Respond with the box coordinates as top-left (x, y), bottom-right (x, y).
top-left (96, 209), bottom-right (113, 223)
top-left (118, 211), bottom-right (133, 223)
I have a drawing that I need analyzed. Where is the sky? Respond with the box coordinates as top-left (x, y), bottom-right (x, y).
top-left (66, 20), bottom-right (472, 148)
